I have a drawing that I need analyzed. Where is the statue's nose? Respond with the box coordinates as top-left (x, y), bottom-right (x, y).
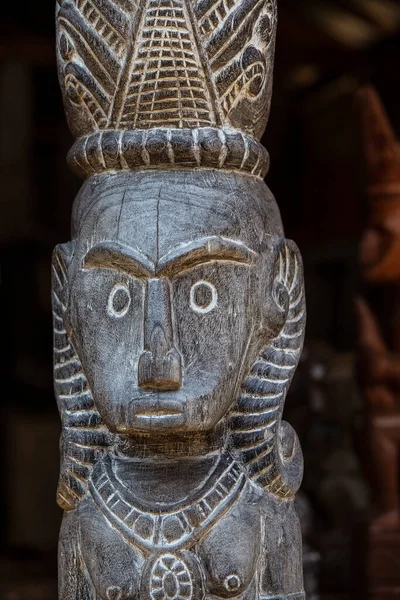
top-left (138, 278), bottom-right (183, 391)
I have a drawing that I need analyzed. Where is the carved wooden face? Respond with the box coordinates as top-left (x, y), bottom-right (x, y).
top-left (64, 172), bottom-right (285, 435)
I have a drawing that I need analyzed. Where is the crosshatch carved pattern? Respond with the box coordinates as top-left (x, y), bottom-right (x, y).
top-left (120, 0), bottom-right (215, 129)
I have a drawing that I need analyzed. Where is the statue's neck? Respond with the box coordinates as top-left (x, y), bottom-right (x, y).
top-left (112, 426), bottom-right (227, 506)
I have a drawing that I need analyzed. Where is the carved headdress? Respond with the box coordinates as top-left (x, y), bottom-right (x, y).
top-left (56, 0), bottom-right (276, 179)
top-left (54, 0), bottom-right (305, 513)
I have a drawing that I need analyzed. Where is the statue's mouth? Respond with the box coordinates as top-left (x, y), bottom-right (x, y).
top-left (134, 408), bottom-right (183, 416)
top-left (128, 397), bottom-right (185, 426)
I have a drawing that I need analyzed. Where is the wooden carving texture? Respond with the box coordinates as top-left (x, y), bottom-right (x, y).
top-left (54, 1), bottom-right (306, 599)
top-left (356, 87), bottom-right (400, 598)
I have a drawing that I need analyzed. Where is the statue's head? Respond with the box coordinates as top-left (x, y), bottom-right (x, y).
top-left (62, 170), bottom-right (285, 434)
top-left (53, 169), bottom-right (305, 510)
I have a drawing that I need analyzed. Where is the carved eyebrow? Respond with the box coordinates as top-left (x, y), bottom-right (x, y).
top-left (82, 237), bottom-right (256, 279)
top-left (157, 236), bottom-right (257, 277)
top-left (83, 242), bottom-right (155, 277)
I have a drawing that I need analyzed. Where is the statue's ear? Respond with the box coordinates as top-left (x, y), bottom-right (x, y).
top-left (231, 238), bottom-right (306, 498)
top-left (272, 238), bottom-right (304, 321)
top-left (51, 241), bottom-right (76, 315)
top-left (52, 241), bottom-right (75, 270)
top-left (52, 239), bottom-right (111, 512)
top-left (259, 237), bottom-right (302, 339)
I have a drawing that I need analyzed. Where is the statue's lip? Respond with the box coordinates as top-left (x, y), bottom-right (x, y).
top-left (129, 397), bottom-right (184, 417)
top-left (129, 410), bottom-right (186, 429)
top-left (134, 409), bottom-right (183, 417)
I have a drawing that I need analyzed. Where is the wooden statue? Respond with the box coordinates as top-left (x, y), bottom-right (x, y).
top-left (356, 86), bottom-right (400, 598)
top-left (54, 1), bottom-right (306, 598)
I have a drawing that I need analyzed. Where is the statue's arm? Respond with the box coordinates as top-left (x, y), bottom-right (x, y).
top-left (58, 510), bottom-right (94, 600)
top-left (260, 498), bottom-right (305, 600)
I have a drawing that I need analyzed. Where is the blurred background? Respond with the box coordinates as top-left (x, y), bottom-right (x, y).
top-left (2, 0), bottom-right (400, 598)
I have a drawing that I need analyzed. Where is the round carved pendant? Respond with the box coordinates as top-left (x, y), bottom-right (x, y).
top-left (141, 551), bottom-right (204, 600)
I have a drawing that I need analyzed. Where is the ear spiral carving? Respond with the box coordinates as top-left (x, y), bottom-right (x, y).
top-left (52, 243), bottom-right (113, 511)
top-left (229, 239), bottom-right (305, 499)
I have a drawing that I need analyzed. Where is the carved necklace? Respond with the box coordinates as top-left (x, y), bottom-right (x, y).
top-left (89, 452), bottom-right (246, 554)
top-left (89, 453), bottom-right (246, 600)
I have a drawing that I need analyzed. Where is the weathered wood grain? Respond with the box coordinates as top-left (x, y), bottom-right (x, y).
top-left (54, 1), bottom-right (306, 599)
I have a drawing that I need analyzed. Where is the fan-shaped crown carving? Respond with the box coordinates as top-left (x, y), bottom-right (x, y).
top-left (56, 0), bottom-right (277, 178)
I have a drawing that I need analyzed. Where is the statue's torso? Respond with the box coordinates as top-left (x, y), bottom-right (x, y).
top-left (77, 454), bottom-right (265, 600)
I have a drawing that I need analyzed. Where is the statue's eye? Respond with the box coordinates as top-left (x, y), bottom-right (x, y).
top-left (190, 281), bottom-right (217, 314)
top-left (107, 283), bottom-right (131, 318)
